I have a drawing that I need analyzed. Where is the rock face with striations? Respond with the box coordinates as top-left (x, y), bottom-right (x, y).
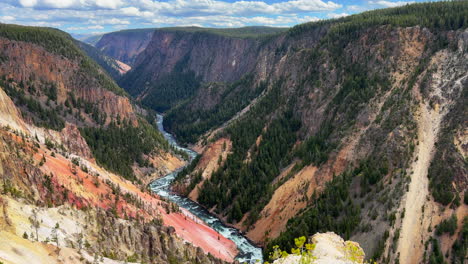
top-left (95, 28), bottom-right (155, 66)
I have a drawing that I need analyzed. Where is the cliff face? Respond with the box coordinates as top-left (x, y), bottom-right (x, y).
top-left (120, 27), bottom-right (326, 97)
top-left (0, 24), bottom-right (235, 264)
top-left (95, 29), bottom-right (155, 66)
top-left (0, 37), bottom-right (136, 127)
top-left (120, 3), bottom-right (468, 264)
top-left (76, 40), bottom-right (132, 80)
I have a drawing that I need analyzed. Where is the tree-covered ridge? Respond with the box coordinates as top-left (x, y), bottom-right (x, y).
top-left (0, 76), bottom-right (65, 130)
top-left (196, 80), bottom-right (303, 225)
top-left (0, 71), bottom-right (112, 130)
top-left (80, 119), bottom-right (170, 182)
top-left (159, 26), bottom-right (288, 39)
top-left (288, 0), bottom-right (468, 38)
top-left (164, 75), bottom-right (266, 144)
top-left (139, 54), bottom-right (202, 112)
top-left (0, 23), bottom-right (126, 96)
top-left (75, 40), bottom-right (123, 81)
top-left (265, 159), bottom-right (391, 258)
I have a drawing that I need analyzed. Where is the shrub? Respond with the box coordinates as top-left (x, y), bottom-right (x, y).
top-left (436, 214), bottom-right (457, 236)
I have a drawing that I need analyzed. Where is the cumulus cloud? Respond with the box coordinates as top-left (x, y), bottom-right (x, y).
top-left (1, 0), bottom-right (347, 33)
top-left (14, 0), bottom-right (341, 15)
top-left (327, 12), bottom-right (348, 18)
top-left (17, 0), bottom-right (123, 10)
top-left (90, 18), bottom-right (130, 25)
top-left (346, 5), bottom-right (363, 11)
top-left (0, 15), bottom-right (16, 22)
top-left (67, 25), bottom-right (104, 30)
top-left (369, 1), bottom-right (414, 8)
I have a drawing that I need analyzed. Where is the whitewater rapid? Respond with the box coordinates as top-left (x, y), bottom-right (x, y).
top-left (150, 114), bottom-right (263, 264)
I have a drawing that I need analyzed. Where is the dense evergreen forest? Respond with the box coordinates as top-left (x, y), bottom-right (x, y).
top-left (158, 26), bottom-right (287, 39)
top-left (164, 75), bottom-right (266, 143)
top-left (198, 81), bottom-right (301, 224)
top-left (0, 76), bottom-right (65, 130)
top-left (80, 120), bottom-right (169, 182)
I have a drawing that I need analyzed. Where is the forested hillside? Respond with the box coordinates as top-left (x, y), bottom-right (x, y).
top-left (0, 24), bottom-right (178, 183)
top-left (119, 2), bottom-right (468, 264)
top-left (0, 23), bottom-right (235, 264)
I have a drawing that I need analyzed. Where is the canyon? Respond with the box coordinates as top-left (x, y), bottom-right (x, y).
top-left (1, 2), bottom-right (467, 264)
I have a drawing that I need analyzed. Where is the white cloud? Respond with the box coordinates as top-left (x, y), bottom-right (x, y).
top-left (18, 0), bottom-right (37, 8)
top-left (347, 5), bottom-right (363, 11)
top-left (327, 12), bottom-right (348, 18)
top-left (67, 24), bottom-right (104, 30)
top-left (369, 1), bottom-right (414, 8)
top-left (151, 14), bottom-right (319, 28)
top-left (120, 6), bottom-right (153, 17)
top-left (1, 0), bottom-right (345, 33)
top-left (90, 18), bottom-right (130, 25)
top-left (273, 0), bottom-right (341, 13)
top-left (0, 15), bottom-right (16, 22)
top-left (15, 0), bottom-right (341, 15)
top-left (17, 0), bottom-right (123, 10)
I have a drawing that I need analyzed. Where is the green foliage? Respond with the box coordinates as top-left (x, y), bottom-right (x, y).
top-left (141, 69), bottom-right (201, 112)
top-left (0, 24), bottom-right (83, 60)
top-left (80, 120), bottom-right (168, 181)
top-left (295, 123), bottom-right (333, 166)
top-left (265, 167), bottom-right (364, 258)
top-left (44, 83), bottom-right (58, 101)
top-left (160, 26), bottom-right (288, 39)
top-left (266, 236), bottom-right (316, 264)
top-left (165, 75), bottom-right (266, 144)
top-left (75, 40), bottom-right (122, 80)
top-left (328, 66), bottom-right (390, 121)
top-left (372, 230), bottom-right (389, 261)
top-left (428, 86), bottom-right (467, 205)
top-left (436, 214), bottom-right (457, 236)
top-left (198, 82), bottom-right (300, 224)
top-left (2, 179), bottom-right (22, 198)
top-left (1, 79), bottom-right (65, 130)
top-left (451, 217), bottom-right (467, 264)
top-left (429, 238), bottom-right (446, 264)
top-left (289, 1), bottom-right (468, 39)
top-left (121, 52), bottom-right (201, 113)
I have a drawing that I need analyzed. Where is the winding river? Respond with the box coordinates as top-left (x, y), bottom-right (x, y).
top-left (150, 115), bottom-right (263, 264)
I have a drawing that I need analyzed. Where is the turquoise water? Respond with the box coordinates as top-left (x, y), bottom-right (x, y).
top-left (150, 115), bottom-right (263, 264)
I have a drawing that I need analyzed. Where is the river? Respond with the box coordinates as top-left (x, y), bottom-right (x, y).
top-left (149, 114), bottom-right (264, 264)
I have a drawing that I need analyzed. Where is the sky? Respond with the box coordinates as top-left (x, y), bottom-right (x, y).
top-left (0, 0), bottom-right (439, 36)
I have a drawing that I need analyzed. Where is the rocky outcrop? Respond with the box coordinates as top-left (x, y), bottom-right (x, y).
top-left (272, 233), bottom-right (365, 264)
top-left (0, 87), bottom-right (27, 132)
top-left (60, 123), bottom-right (94, 160)
top-left (95, 29), bottom-right (155, 66)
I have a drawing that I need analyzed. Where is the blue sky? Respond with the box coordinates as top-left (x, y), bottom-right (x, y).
top-left (0, 0), bottom-right (439, 35)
